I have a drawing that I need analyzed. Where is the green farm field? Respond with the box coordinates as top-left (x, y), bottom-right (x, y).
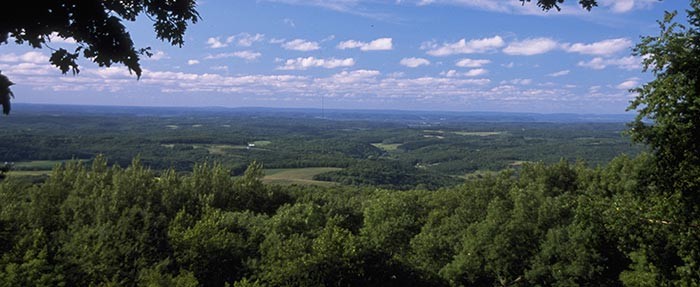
top-left (262, 167), bottom-right (342, 186)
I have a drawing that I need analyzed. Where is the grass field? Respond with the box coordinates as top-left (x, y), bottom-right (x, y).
top-left (263, 167), bottom-right (342, 186)
top-left (7, 170), bottom-right (51, 177)
top-left (186, 142), bottom-right (272, 154)
top-left (252, 140), bottom-right (272, 146)
top-left (14, 160), bottom-right (69, 170)
top-left (371, 143), bottom-right (401, 151)
top-left (194, 144), bottom-right (243, 155)
top-left (509, 160), bottom-right (530, 166)
top-left (453, 131), bottom-right (504, 136)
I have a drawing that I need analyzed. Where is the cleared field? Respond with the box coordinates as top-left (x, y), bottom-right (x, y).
top-left (453, 131), bottom-right (504, 136)
top-left (509, 160), bottom-right (531, 166)
top-left (371, 143), bottom-right (401, 151)
top-left (201, 144), bottom-right (243, 154)
top-left (7, 170), bottom-right (51, 177)
top-left (263, 167), bottom-right (342, 186)
top-left (14, 160), bottom-right (68, 170)
top-left (252, 140), bottom-right (272, 146)
top-left (423, 135), bottom-right (445, 139)
top-left (182, 142), bottom-right (272, 154)
top-left (188, 144), bottom-right (247, 154)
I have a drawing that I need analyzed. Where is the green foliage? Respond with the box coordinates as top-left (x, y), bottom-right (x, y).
top-left (137, 260), bottom-right (199, 287)
top-left (0, 151), bottom-right (691, 286)
top-left (631, 5), bottom-right (700, 195)
top-left (519, 0), bottom-right (598, 11)
top-left (0, 73), bottom-right (13, 115)
top-left (0, 108), bottom-right (641, 178)
top-left (619, 1), bottom-right (700, 284)
top-left (315, 160), bottom-right (460, 190)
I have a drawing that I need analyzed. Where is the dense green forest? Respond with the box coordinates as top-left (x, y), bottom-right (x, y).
top-left (0, 105), bottom-right (641, 190)
top-left (0, 104), bottom-right (696, 286)
top-left (2, 0), bottom-right (700, 285)
top-left (0, 153), bottom-right (693, 286)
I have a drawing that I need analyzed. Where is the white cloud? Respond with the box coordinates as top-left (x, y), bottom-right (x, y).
top-left (441, 70), bottom-right (459, 77)
top-left (206, 37), bottom-right (231, 49)
top-left (464, 68), bottom-right (488, 77)
top-left (400, 57), bottom-right (430, 68)
top-left (578, 56), bottom-right (641, 70)
top-left (282, 39), bottom-right (321, 51)
top-left (204, 51), bottom-right (262, 61)
top-left (147, 51), bottom-right (169, 61)
top-left (322, 35), bottom-right (336, 42)
top-left (187, 59), bottom-right (200, 65)
top-left (564, 38), bottom-right (631, 56)
top-left (503, 38), bottom-right (559, 56)
top-left (606, 0), bottom-right (635, 12)
top-left (233, 51), bottom-right (263, 61)
top-left (278, 57), bottom-right (355, 70)
top-left (206, 33), bottom-right (265, 49)
top-left (88, 67), bottom-right (134, 78)
top-left (616, 78), bottom-right (639, 90)
top-left (501, 78), bottom-right (533, 85)
top-left (269, 38), bottom-right (286, 44)
top-left (321, 69), bottom-right (381, 84)
top-left (10, 61), bottom-right (602, 109)
top-left (0, 51), bottom-right (49, 64)
top-left (0, 62), bottom-right (56, 76)
top-left (548, 70), bottom-right (570, 77)
top-left (337, 37), bottom-right (393, 51)
top-left (236, 33), bottom-right (265, 47)
top-left (283, 18), bottom-right (296, 27)
top-left (408, 0), bottom-right (589, 16)
top-left (599, 0), bottom-right (659, 13)
top-left (442, 68), bottom-right (488, 77)
top-left (48, 32), bottom-right (77, 44)
top-left (455, 58), bottom-right (491, 68)
top-left (211, 66), bottom-right (229, 72)
top-left (260, 0), bottom-right (381, 19)
top-left (426, 36), bottom-right (504, 56)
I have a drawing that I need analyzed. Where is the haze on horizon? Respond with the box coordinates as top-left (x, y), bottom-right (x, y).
top-left (0, 0), bottom-right (687, 114)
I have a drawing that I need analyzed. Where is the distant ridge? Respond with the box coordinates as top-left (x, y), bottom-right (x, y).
top-left (10, 103), bottom-right (635, 123)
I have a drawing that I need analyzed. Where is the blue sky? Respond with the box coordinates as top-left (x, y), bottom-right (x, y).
top-left (0, 0), bottom-right (689, 113)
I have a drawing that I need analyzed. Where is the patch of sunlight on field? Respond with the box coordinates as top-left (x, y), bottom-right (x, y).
top-left (165, 125), bottom-right (179, 129)
top-left (8, 170), bottom-right (51, 177)
top-left (252, 140), bottom-right (272, 146)
top-left (423, 135), bottom-right (445, 139)
top-left (192, 144), bottom-right (244, 155)
top-left (371, 143), bottom-right (401, 151)
top-left (263, 167), bottom-right (342, 186)
top-left (14, 160), bottom-right (69, 170)
top-left (510, 160), bottom-right (530, 166)
top-left (453, 131), bottom-right (504, 136)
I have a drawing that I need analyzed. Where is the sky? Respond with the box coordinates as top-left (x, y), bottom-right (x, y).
top-left (0, 0), bottom-right (690, 113)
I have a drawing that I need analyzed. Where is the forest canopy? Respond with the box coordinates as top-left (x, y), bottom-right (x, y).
top-left (3, 0), bottom-right (700, 284)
